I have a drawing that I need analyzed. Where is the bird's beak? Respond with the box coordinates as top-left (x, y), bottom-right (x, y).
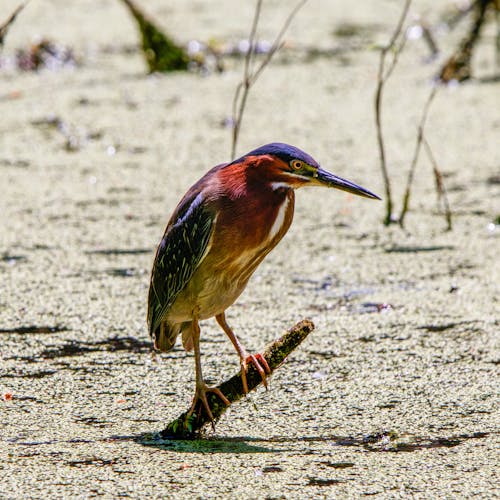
top-left (314, 167), bottom-right (381, 200)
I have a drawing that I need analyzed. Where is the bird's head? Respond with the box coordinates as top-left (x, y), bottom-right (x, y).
top-left (236, 142), bottom-right (380, 200)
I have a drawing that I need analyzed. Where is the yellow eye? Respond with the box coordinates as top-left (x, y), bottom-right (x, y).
top-left (291, 159), bottom-right (302, 170)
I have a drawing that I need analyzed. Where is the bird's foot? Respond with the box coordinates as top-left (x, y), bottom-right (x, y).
top-left (186, 383), bottom-right (230, 426)
top-left (240, 352), bottom-right (271, 394)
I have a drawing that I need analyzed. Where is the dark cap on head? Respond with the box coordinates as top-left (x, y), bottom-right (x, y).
top-left (242, 142), bottom-right (320, 168)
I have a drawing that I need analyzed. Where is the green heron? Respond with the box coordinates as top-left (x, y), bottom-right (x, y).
top-left (148, 142), bottom-right (379, 421)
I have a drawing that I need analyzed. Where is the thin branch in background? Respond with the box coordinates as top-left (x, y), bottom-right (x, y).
top-left (244, 0), bottom-right (262, 81)
top-left (424, 136), bottom-right (452, 231)
top-left (231, 0), bottom-right (263, 160)
top-left (444, 1), bottom-right (476, 31)
top-left (438, 0), bottom-right (492, 82)
top-left (398, 84), bottom-right (438, 228)
top-left (398, 87), bottom-right (437, 226)
top-left (420, 22), bottom-right (439, 59)
top-left (230, 0), bottom-right (308, 160)
top-left (0, 2), bottom-right (28, 49)
top-left (496, 5), bottom-right (500, 68)
top-left (374, 0), bottom-right (412, 225)
top-left (250, 0), bottom-right (308, 83)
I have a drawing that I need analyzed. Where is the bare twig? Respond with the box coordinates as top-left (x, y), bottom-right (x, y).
top-left (424, 137), bottom-right (452, 230)
top-left (420, 22), bottom-right (440, 59)
top-left (374, 0), bottom-right (412, 225)
top-left (231, 0), bottom-right (263, 160)
top-left (0, 2), bottom-right (27, 48)
top-left (250, 0), bottom-right (308, 84)
top-left (438, 0), bottom-right (493, 82)
top-left (496, 6), bottom-right (500, 68)
top-left (399, 85), bottom-right (438, 227)
top-left (230, 0), bottom-right (308, 159)
top-left (444, 1), bottom-right (476, 31)
top-left (160, 319), bottom-right (315, 439)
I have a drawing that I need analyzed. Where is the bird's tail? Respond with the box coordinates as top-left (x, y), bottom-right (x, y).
top-left (152, 321), bottom-right (180, 352)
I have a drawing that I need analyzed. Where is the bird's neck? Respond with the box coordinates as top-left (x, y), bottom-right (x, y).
top-left (218, 161), bottom-right (294, 200)
top-left (213, 165), bottom-right (295, 251)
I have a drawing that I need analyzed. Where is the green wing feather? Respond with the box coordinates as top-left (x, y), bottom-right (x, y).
top-left (147, 192), bottom-right (215, 337)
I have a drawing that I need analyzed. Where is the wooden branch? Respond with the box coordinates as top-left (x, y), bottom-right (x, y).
top-left (438, 0), bottom-right (493, 83)
top-left (230, 0), bottom-right (308, 159)
top-left (230, 0), bottom-right (263, 160)
top-left (424, 136), bottom-right (452, 231)
top-left (398, 85), bottom-right (438, 227)
top-left (374, 0), bottom-right (412, 226)
top-left (160, 319), bottom-right (315, 439)
top-left (0, 3), bottom-right (27, 48)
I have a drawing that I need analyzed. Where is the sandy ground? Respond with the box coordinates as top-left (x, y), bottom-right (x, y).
top-left (1, 0), bottom-right (499, 497)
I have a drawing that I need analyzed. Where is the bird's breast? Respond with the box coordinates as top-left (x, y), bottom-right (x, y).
top-left (221, 187), bottom-right (294, 258)
top-left (207, 188), bottom-right (295, 289)
top-left (167, 188), bottom-right (295, 322)
top-left (165, 188), bottom-right (294, 322)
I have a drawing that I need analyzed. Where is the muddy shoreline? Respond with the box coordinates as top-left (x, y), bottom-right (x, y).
top-left (1, 0), bottom-right (498, 497)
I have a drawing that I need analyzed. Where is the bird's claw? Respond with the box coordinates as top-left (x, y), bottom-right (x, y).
top-left (187, 384), bottom-right (230, 427)
top-left (241, 353), bottom-right (271, 394)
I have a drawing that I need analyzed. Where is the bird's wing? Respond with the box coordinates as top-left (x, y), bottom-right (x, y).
top-left (147, 192), bottom-right (215, 337)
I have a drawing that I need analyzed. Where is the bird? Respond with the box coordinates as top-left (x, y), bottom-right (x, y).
top-left (147, 142), bottom-right (380, 422)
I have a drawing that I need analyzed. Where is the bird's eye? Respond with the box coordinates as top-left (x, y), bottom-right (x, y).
top-left (291, 160), bottom-right (302, 170)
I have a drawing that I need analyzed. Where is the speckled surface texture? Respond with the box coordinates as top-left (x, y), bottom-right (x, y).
top-left (1, 0), bottom-right (499, 497)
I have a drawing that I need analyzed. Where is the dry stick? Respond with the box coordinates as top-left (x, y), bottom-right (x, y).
top-left (160, 319), bottom-right (315, 439)
top-left (445, 1), bottom-right (476, 31)
top-left (250, 0), bottom-right (308, 84)
top-left (400, 0), bottom-right (492, 226)
top-left (231, 0), bottom-right (263, 160)
top-left (424, 136), bottom-right (452, 231)
top-left (374, 0), bottom-right (412, 225)
top-left (420, 22), bottom-right (439, 59)
top-left (230, 0), bottom-right (308, 160)
top-left (0, 2), bottom-right (27, 48)
top-left (439, 0), bottom-right (493, 82)
top-left (398, 84), bottom-right (438, 228)
top-left (496, 6), bottom-right (500, 68)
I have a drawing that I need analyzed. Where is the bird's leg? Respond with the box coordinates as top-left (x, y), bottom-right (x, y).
top-left (186, 315), bottom-right (230, 425)
top-left (216, 312), bottom-right (271, 394)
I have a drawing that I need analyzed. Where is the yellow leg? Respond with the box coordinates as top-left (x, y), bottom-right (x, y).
top-left (216, 312), bottom-right (270, 394)
top-left (187, 314), bottom-right (229, 424)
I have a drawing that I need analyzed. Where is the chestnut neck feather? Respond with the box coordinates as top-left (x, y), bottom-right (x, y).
top-left (211, 157), bottom-right (295, 251)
